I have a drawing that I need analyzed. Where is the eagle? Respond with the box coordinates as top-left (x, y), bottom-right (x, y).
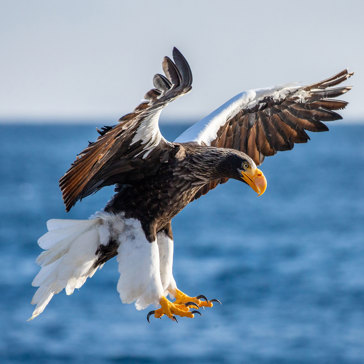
top-left (30, 48), bottom-right (352, 322)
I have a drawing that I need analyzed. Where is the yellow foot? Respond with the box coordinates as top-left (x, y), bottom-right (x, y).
top-left (174, 289), bottom-right (222, 309)
top-left (147, 296), bottom-right (201, 322)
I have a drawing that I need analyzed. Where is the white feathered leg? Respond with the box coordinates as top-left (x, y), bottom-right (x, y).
top-left (156, 231), bottom-right (177, 298)
top-left (116, 219), bottom-right (164, 310)
top-left (145, 230), bottom-right (203, 322)
top-left (155, 228), bottom-right (219, 311)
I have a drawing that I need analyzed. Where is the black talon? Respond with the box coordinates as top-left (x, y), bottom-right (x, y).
top-left (210, 298), bottom-right (222, 304)
top-left (196, 294), bottom-right (208, 301)
top-left (147, 310), bottom-right (155, 323)
top-left (172, 316), bottom-right (178, 323)
top-left (191, 310), bottom-right (202, 316)
top-left (185, 301), bottom-right (199, 308)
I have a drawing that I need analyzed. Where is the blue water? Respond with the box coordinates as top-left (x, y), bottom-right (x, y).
top-left (1, 123), bottom-right (364, 363)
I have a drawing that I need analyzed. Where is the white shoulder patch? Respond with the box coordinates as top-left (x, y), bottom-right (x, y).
top-left (175, 91), bottom-right (254, 145)
top-left (175, 84), bottom-right (301, 146)
top-left (131, 109), bottom-right (166, 159)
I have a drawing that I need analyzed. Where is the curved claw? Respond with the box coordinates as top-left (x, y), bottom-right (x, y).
top-left (185, 301), bottom-right (199, 308)
top-left (172, 316), bottom-right (178, 323)
top-left (191, 310), bottom-right (202, 316)
top-left (196, 294), bottom-right (208, 301)
top-left (147, 310), bottom-right (155, 323)
top-left (210, 298), bottom-right (222, 304)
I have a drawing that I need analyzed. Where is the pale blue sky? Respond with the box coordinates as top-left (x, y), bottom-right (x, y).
top-left (0, 0), bottom-right (363, 122)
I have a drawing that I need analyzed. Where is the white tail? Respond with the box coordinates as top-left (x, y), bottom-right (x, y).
top-left (29, 218), bottom-right (103, 320)
top-left (29, 212), bottom-right (166, 319)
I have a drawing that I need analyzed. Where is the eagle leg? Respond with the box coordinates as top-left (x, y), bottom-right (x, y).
top-left (173, 288), bottom-right (222, 308)
top-left (147, 296), bottom-right (201, 322)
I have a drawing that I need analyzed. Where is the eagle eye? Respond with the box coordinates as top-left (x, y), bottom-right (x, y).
top-left (242, 161), bottom-right (250, 170)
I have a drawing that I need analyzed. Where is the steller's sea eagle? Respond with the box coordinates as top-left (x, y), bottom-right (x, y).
top-left (29, 48), bottom-right (353, 322)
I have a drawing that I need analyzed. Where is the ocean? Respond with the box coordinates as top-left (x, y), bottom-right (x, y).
top-left (1, 122), bottom-right (364, 363)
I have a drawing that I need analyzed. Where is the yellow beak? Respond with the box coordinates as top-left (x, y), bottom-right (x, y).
top-left (241, 168), bottom-right (267, 196)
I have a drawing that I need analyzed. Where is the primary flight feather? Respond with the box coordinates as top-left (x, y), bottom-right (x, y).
top-left (30, 48), bottom-right (352, 322)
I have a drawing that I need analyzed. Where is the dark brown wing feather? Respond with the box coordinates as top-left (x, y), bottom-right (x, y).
top-left (60, 47), bottom-right (192, 211)
top-left (193, 69), bottom-right (353, 201)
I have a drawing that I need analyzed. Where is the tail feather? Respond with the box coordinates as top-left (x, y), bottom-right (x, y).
top-left (29, 218), bottom-right (104, 321)
top-left (39, 219), bottom-right (94, 250)
top-left (46, 218), bottom-right (92, 231)
top-left (30, 287), bottom-right (55, 319)
top-left (32, 259), bottom-right (58, 287)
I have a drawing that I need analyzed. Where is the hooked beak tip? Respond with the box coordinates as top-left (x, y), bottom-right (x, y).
top-left (241, 168), bottom-right (267, 196)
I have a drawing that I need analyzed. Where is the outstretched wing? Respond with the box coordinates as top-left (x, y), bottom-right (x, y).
top-left (60, 47), bottom-right (193, 211)
top-left (175, 69), bottom-right (353, 199)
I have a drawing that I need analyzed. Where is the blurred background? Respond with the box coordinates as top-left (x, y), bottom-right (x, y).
top-left (1, 1), bottom-right (364, 363)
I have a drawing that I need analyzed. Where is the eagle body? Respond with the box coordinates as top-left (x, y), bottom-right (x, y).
top-left (104, 144), bottom-right (249, 242)
top-left (30, 48), bottom-right (353, 322)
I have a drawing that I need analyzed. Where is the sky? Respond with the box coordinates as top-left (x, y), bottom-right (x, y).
top-left (0, 0), bottom-right (363, 123)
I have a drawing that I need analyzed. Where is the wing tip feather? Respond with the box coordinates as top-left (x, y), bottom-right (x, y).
top-left (58, 48), bottom-right (193, 212)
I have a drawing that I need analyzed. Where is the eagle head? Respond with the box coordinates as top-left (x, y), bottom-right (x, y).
top-left (217, 152), bottom-right (267, 196)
